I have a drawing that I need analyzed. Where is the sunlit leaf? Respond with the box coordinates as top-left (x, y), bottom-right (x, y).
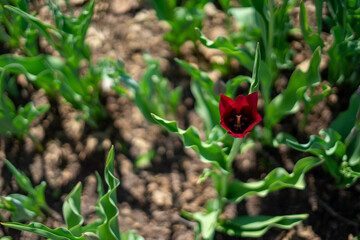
top-left (1, 222), bottom-right (85, 240)
top-left (152, 114), bottom-right (227, 170)
top-left (218, 214), bottom-right (308, 237)
top-left (265, 47), bottom-right (321, 128)
top-left (227, 157), bottom-right (322, 202)
top-left (63, 182), bottom-right (84, 237)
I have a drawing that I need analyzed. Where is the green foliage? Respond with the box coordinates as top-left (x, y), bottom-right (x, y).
top-left (226, 157), bottom-right (322, 202)
top-left (176, 58), bottom-right (221, 138)
top-left (154, 105), bottom-right (320, 237)
top-left (111, 55), bottom-right (182, 124)
top-left (218, 214), bottom-right (308, 238)
top-left (265, 47), bottom-right (322, 129)
top-left (300, 83), bottom-right (332, 130)
top-left (285, 90), bottom-right (360, 187)
top-left (223, 0), bottom-right (296, 71)
top-left (151, 113), bottom-right (227, 170)
top-left (299, 1), bottom-right (324, 52)
top-left (0, 65), bottom-right (49, 137)
top-left (197, 29), bottom-right (254, 71)
top-left (149, 0), bottom-right (209, 53)
top-left (152, 45), bottom-right (322, 238)
top-left (3, 1), bottom-right (106, 127)
top-left (2, 147), bottom-right (144, 240)
top-left (325, 0), bottom-right (360, 85)
top-left (0, 160), bottom-right (51, 221)
top-left (0, 0), bottom-right (35, 52)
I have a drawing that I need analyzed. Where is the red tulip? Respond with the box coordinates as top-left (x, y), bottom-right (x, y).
top-left (219, 92), bottom-right (262, 138)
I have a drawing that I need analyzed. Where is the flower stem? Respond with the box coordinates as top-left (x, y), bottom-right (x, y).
top-left (226, 138), bottom-right (242, 170)
top-left (210, 138), bottom-right (243, 240)
top-left (217, 138), bottom-right (243, 207)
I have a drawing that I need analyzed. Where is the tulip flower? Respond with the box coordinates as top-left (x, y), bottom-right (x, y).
top-left (219, 92), bottom-right (262, 138)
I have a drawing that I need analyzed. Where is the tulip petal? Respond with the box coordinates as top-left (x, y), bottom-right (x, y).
top-left (219, 92), bottom-right (262, 139)
top-left (245, 92), bottom-right (258, 111)
top-left (234, 95), bottom-right (249, 113)
top-left (219, 94), bottom-right (234, 116)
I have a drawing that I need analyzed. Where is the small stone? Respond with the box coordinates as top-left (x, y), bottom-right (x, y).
top-left (152, 190), bottom-right (172, 207)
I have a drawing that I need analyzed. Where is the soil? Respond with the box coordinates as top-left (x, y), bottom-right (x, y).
top-left (1, 1), bottom-right (359, 240)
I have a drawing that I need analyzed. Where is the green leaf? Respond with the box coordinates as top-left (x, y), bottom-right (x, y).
top-left (148, 0), bottom-right (176, 21)
top-left (218, 214), bottom-right (308, 237)
top-left (250, 42), bottom-right (261, 94)
top-left (34, 181), bottom-right (49, 210)
top-left (0, 54), bottom-right (64, 95)
top-left (4, 5), bottom-right (57, 50)
top-left (82, 232), bottom-right (101, 240)
top-left (331, 91), bottom-right (360, 138)
top-left (134, 150), bottom-right (155, 169)
top-left (1, 222), bottom-right (85, 240)
top-left (225, 76), bottom-right (252, 97)
top-left (182, 210), bottom-right (219, 240)
top-left (0, 236), bottom-right (12, 240)
top-left (176, 58), bottom-right (220, 136)
top-left (191, 79), bottom-right (220, 134)
top-left (96, 146), bottom-right (121, 240)
top-left (152, 114), bottom-right (227, 170)
top-left (120, 230), bottom-right (145, 240)
top-left (63, 182), bottom-right (84, 236)
top-left (4, 160), bottom-right (35, 195)
top-left (348, 134), bottom-right (360, 166)
top-left (315, 0), bottom-right (324, 34)
top-left (286, 128), bottom-right (346, 157)
top-left (226, 157), bottom-right (322, 202)
top-left (300, 1), bottom-right (324, 52)
top-left (197, 29), bottom-right (254, 71)
top-left (0, 195), bottom-right (37, 222)
top-left (265, 47), bottom-right (321, 128)
top-left (229, 7), bottom-right (267, 47)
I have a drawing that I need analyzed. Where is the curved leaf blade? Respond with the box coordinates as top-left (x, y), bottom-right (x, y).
top-left (1, 222), bottom-right (85, 240)
top-left (151, 114), bottom-right (227, 170)
top-left (227, 157), bottom-right (322, 202)
top-left (63, 182), bottom-right (84, 236)
top-left (218, 214), bottom-right (308, 237)
top-left (96, 146), bottom-right (121, 240)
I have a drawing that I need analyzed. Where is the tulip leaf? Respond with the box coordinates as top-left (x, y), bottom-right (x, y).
top-left (1, 222), bottom-right (85, 240)
top-left (265, 47), bottom-right (321, 128)
top-left (225, 76), bottom-right (252, 97)
top-left (226, 157), bottom-right (322, 202)
top-left (63, 182), bottom-right (84, 237)
top-left (120, 230), bottom-right (145, 240)
top-left (4, 5), bottom-right (56, 48)
top-left (348, 134), bottom-right (360, 166)
top-left (0, 54), bottom-right (64, 96)
top-left (218, 214), bottom-right (308, 237)
top-left (0, 195), bottom-right (37, 222)
top-left (182, 210), bottom-right (219, 240)
top-left (152, 114), bottom-right (227, 170)
top-left (2, 161), bottom-right (48, 220)
top-left (176, 58), bottom-right (220, 136)
top-left (286, 129), bottom-right (345, 157)
top-left (300, 1), bottom-right (324, 52)
top-left (197, 29), bottom-right (254, 71)
top-left (330, 90), bottom-right (360, 139)
top-left (4, 160), bottom-right (35, 195)
top-left (285, 128), bottom-right (346, 180)
top-left (250, 42), bottom-right (261, 94)
top-left (92, 146), bottom-right (120, 240)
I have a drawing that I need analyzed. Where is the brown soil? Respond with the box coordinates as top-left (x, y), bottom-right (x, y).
top-left (1, 1), bottom-right (359, 240)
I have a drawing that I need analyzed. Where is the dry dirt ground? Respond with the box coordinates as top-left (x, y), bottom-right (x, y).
top-left (0, 1), bottom-right (359, 239)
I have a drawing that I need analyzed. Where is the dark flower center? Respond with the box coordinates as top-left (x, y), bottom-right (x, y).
top-left (225, 109), bottom-right (251, 133)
